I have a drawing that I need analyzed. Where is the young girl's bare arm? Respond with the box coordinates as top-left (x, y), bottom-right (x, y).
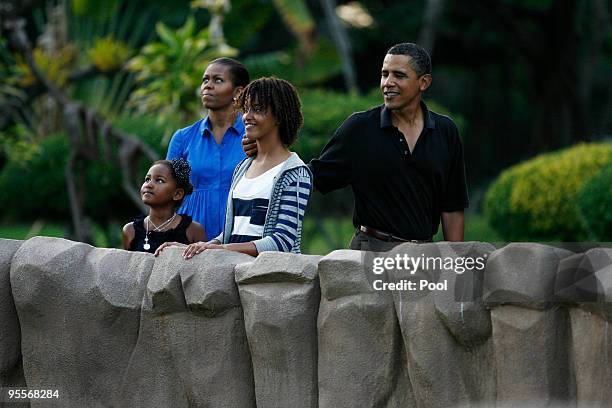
top-left (122, 223), bottom-right (135, 250)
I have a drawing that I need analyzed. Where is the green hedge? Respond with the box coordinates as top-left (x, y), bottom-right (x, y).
top-left (0, 115), bottom-right (165, 223)
top-left (294, 89), bottom-right (380, 161)
top-left (0, 134), bottom-right (135, 222)
top-left (578, 164), bottom-right (612, 241)
top-left (484, 143), bottom-right (612, 241)
top-left (0, 134), bottom-right (70, 220)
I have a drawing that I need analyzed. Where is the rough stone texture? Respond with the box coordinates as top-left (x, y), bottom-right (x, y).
top-left (3, 238), bottom-right (612, 407)
top-left (317, 250), bottom-right (414, 408)
top-left (491, 306), bottom-right (574, 405)
top-left (484, 243), bottom-right (574, 308)
top-left (122, 247), bottom-right (255, 408)
top-left (565, 248), bottom-right (612, 406)
top-left (0, 238), bottom-right (26, 390)
top-left (565, 248), bottom-right (612, 322)
top-left (388, 242), bottom-right (495, 408)
top-left (433, 242), bottom-right (496, 347)
top-left (485, 244), bottom-right (576, 405)
top-left (556, 252), bottom-right (593, 304)
top-left (569, 308), bottom-right (612, 406)
top-left (10, 236), bottom-right (153, 407)
top-left (236, 252), bottom-right (322, 408)
top-left (556, 248), bottom-right (612, 310)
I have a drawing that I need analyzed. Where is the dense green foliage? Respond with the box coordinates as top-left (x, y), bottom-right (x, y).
top-left (484, 143), bottom-right (612, 241)
top-left (295, 88), bottom-right (379, 160)
top-left (0, 134), bottom-right (134, 222)
top-left (0, 134), bottom-right (70, 220)
top-left (0, 115), bottom-right (166, 223)
top-left (243, 39), bottom-right (342, 87)
top-left (577, 165), bottom-right (612, 241)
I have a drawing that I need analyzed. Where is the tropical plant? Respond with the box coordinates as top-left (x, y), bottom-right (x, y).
top-left (243, 39), bottom-right (342, 87)
top-left (126, 16), bottom-right (232, 141)
top-left (0, 39), bottom-right (27, 108)
top-left (13, 44), bottom-right (77, 88)
top-left (87, 37), bottom-right (132, 72)
top-left (67, 0), bottom-right (154, 118)
top-left (272, 0), bottom-right (316, 55)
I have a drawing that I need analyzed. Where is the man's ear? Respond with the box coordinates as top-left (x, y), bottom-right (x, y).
top-left (173, 188), bottom-right (185, 203)
top-left (419, 74), bottom-right (432, 92)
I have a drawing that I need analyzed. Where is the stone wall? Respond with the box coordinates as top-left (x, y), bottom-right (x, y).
top-left (1, 237), bottom-right (610, 407)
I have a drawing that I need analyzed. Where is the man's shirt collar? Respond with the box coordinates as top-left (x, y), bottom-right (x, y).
top-left (380, 101), bottom-right (436, 130)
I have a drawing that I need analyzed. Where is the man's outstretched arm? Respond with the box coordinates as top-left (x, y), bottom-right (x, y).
top-left (441, 210), bottom-right (464, 241)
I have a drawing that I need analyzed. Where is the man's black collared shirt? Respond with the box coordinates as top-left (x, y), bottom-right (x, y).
top-left (309, 102), bottom-right (469, 240)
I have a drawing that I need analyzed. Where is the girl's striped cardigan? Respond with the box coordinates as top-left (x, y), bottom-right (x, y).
top-left (214, 152), bottom-right (313, 254)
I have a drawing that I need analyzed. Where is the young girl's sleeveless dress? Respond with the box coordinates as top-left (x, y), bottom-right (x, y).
top-left (129, 214), bottom-right (193, 253)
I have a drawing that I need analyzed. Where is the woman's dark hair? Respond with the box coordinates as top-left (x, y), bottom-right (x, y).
top-left (236, 77), bottom-right (303, 147)
top-left (154, 159), bottom-right (193, 208)
top-left (209, 57), bottom-right (250, 88)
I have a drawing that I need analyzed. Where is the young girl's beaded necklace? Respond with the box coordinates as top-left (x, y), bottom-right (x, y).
top-left (143, 213), bottom-right (177, 250)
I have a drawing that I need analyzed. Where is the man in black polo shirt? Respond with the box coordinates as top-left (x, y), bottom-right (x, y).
top-left (244, 42), bottom-right (468, 250)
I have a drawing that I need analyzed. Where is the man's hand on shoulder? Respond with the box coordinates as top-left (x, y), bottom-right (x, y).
top-left (242, 136), bottom-right (257, 157)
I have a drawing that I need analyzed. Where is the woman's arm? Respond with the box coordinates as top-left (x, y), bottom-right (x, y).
top-left (221, 242), bottom-right (258, 257)
top-left (181, 241), bottom-right (258, 259)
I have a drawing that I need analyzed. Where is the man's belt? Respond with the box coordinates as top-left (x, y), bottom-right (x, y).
top-left (359, 225), bottom-right (432, 243)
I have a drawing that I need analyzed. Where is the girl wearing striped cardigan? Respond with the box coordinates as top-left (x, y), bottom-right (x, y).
top-left (155, 77), bottom-right (312, 258)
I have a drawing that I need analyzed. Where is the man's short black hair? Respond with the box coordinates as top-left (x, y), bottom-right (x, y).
top-left (209, 57), bottom-right (250, 88)
top-left (387, 43), bottom-right (431, 77)
top-left (237, 77), bottom-right (303, 147)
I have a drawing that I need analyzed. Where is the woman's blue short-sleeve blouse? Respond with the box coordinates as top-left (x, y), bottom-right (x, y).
top-left (166, 114), bottom-right (246, 239)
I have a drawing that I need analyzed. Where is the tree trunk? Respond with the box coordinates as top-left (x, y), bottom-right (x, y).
top-left (418, 0), bottom-right (445, 55)
top-left (530, 0), bottom-right (586, 152)
top-left (319, 0), bottom-right (359, 93)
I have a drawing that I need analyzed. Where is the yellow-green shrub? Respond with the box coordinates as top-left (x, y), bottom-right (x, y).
top-left (484, 143), bottom-right (612, 241)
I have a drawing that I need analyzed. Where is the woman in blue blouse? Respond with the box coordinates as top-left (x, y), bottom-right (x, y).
top-left (166, 58), bottom-right (250, 239)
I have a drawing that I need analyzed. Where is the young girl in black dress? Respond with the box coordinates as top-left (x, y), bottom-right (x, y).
top-left (122, 159), bottom-right (206, 253)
